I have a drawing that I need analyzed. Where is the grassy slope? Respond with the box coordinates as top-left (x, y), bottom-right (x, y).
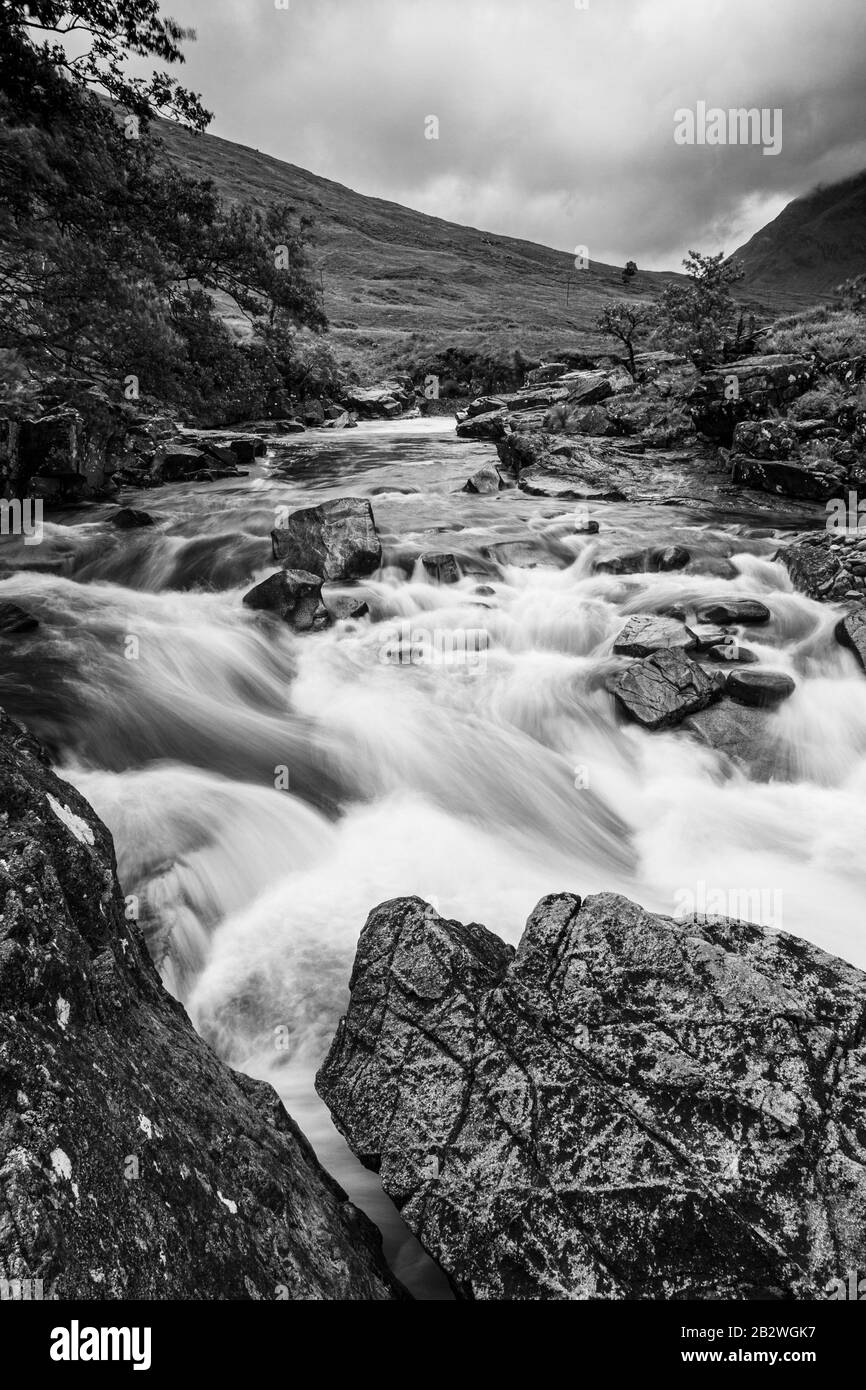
top-left (155, 118), bottom-right (684, 376)
top-left (156, 118), bottom-right (836, 378)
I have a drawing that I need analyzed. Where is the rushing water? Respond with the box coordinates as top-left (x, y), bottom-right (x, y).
top-left (2, 418), bottom-right (866, 1298)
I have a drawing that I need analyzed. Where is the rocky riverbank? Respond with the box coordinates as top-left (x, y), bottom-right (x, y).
top-left (0, 708), bottom-right (405, 1300)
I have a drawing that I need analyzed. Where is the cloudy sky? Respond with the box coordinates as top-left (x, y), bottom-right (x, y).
top-left (154, 0), bottom-right (866, 269)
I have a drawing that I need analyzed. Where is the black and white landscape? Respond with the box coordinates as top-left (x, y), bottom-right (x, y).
top-left (2, 0), bottom-right (866, 1324)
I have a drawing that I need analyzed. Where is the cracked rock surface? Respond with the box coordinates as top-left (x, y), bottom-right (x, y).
top-left (0, 709), bottom-right (404, 1300)
top-left (317, 892), bottom-right (866, 1300)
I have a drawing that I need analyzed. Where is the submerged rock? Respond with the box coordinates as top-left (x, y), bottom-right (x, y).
top-left (243, 569), bottom-right (330, 632)
top-left (317, 891), bottom-right (866, 1299)
top-left (112, 507), bottom-right (154, 530)
top-left (271, 497), bottom-right (381, 581)
top-left (608, 648), bottom-right (722, 729)
top-left (0, 709), bottom-right (405, 1300)
top-left (0, 602), bottom-right (39, 635)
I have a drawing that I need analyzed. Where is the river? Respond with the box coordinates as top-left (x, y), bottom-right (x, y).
top-left (2, 417), bottom-right (866, 1298)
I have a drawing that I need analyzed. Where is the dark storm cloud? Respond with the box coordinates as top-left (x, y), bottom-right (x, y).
top-left (156, 0), bottom-right (866, 267)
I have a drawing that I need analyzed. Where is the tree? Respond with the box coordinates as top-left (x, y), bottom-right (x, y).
top-left (596, 302), bottom-right (651, 377)
top-left (0, 1), bottom-right (326, 415)
top-left (621, 259), bottom-right (638, 285)
top-left (651, 250), bottom-right (753, 368)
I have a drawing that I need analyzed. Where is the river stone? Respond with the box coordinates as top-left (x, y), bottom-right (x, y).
top-left (151, 446), bottom-right (206, 482)
top-left (612, 615), bottom-right (695, 657)
top-left (462, 464), bottom-right (503, 495)
top-left (684, 702), bottom-right (785, 781)
top-left (836, 609), bottom-right (866, 673)
top-left (112, 507), bottom-right (154, 529)
top-left (597, 545), bottom-right (690, 575)
top-left (271, 497), bottom-right (381, 581)
top-left (0, 709), bottom-right (404, 1300)
top-left (727, 670), bottom-right (796, 708)
top-left (0, 602), bottom-right (39, 634)
top-left (608, 648), bottom-right (722, 730)
top-left (317, 891), bottom-right (866, 1300)
top-left (327, 595), bottom-right (370, 621)
top-left (243, 569), bottom-right (329, 632)
top-left (421, 552), bottom-right (461, 584)
top-left (704, 642), bottom-right (759, 664)
top-left (695, 598), bottom-right (771, 626)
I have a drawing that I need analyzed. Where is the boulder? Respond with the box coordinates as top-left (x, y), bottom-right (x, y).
top-left (421, 552), bottom-right (461, 584)
top-left (0, 602), bottom-right (39, 635)
top-left (462, 464), bottom-right (503, 495)
top-left (327, 595), bottom-right (370, 622)
top-left (608, 648), bottom-right (722, 729)
top-left (726, 669), bottom-right (796, 708)
top-left (612, 615), bottom-right (695, 657)
top-left (0, 709), bottom-right (404, 1300)
top-left (732, 418), bottom-right (799, 460)
top-left (151, 446), bottom-right (207, 482)
top-left (835, 609), bottom-right (866, 672)
top-left (730, 455), bottom-right (845, 502)
top-left (271, 498), bottom-right (381, 581)
top-left (242, 569), bottom-right (330, 632)
top-left (455, 410), bottom-right (510, 442)
top-left (112, 507), bottom-right (154, 530)
top-left (317, 891), bottom-right (866, 1299)
top-left (690, 355), bottom-right (815, 444)
top-left (779, 535), bottom-right (848, 601)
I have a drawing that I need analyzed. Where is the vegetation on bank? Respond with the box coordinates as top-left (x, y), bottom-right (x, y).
top-left (0, 1), bottom-right (336, 425)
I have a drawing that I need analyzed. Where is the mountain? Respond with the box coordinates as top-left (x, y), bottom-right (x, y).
top-left (734, 170), bottom-right (866, 304)
top-left (155, 118), bottom-right (682, 376)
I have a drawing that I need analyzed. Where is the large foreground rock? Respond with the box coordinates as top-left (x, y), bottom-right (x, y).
top-left (608, 648), bottom-right (722, 729)
top-left (243, 569), bottom-right (330, 632)
top-left (271, 497), bottom-right (382, 580)
top-left (317, 892), bottom-right (866, 1300)
top-left (0, 710), bottom-right (403, 1300)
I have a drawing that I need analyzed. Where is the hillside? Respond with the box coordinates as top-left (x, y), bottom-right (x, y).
top-left (155, 118), bottom-right (683, 378)
top-left (734, 170), bottom-right (866, 303)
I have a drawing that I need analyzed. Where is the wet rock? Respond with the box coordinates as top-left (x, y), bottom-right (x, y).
top-left (835, 609), bottom-right (866, 672)
top-left (686, 624), bottom-right (728, 650)
top-left (243, 569), bottom-right (330, 632)
top-left (695, 598), bottom-right (771, 626)
top-left (612, 615), bottom-right (695, 657)
top-left (779, 535), bottom-right (847, 601)
top-left (151, 446), bottom-right (207, 482)
top-left (730, 455), bottom-right (845, 502)
top-left (685, 702), bottom-right (786, 781)
top-left (112, 507), bottom-right (154, 530)
top-left (690, 355), bottom-right (815, 444)
top-left (732, 418), bottom-right (799, 460)
top-left (608, 648), bottom-right (722, 729)
top-left (327, 595), bottom-right (370, 622)
top-left (317, 890), bottom-right (866, 1299)
top-left (455, 409), bottom-right (510, 441)
top-left (271, 498), bottom-right (381, 581)
top-left (0, 709), bottom-right (405, 1300)
top-left (462, 464), bottom-right (503, 495)
top-left (0, 602), bottom-right (39, 635)
top-left (421, 552), bottom-right (461, 584)
top-left (704, 642), bottom-right (759, 664)
top-left (726, 669), bottom-right (796, 708)
top-left (597, 545), bottom-right (690, 575)
top-left (224, 436), bottom-right (266, 465)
